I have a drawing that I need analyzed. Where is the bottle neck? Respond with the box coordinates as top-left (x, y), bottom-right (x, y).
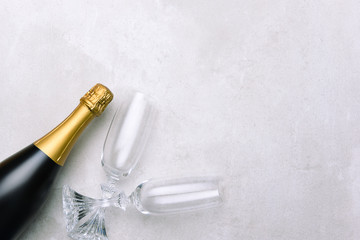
top-left (34, 103), bottom-right (96, 166)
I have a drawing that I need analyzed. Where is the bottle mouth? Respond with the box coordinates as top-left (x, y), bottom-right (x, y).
top-left (80, 83), bottom-right (113, 116)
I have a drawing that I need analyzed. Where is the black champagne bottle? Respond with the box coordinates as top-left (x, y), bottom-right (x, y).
top-left (0, 83), bottom-right (113, 239)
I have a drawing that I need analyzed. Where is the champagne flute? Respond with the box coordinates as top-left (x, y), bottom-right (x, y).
top-left (63, 176), bottom-right (223, 218)
top-left (101, 91), bottom-right (155, 196)
top-left (63, 91), bottom-right (155, 240)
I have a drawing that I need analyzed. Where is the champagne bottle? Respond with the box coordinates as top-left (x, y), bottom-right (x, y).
top-left (0, 83), bottom-right (113, 240)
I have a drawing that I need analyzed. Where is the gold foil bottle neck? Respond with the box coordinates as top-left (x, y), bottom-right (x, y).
top-left (80, 83), bottom-right (114, 116)
top-left (34, 83), bottom-right (113, 166)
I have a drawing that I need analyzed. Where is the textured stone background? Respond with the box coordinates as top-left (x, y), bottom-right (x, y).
top-left (1, 0), bottom-right (360, 239)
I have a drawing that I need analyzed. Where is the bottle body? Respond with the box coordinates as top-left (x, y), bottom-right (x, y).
top-left (0, 144), bottom-right (61, 239)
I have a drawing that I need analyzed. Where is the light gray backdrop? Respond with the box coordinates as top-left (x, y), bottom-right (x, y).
top-left (0, 0), bottom-right (360, 239)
